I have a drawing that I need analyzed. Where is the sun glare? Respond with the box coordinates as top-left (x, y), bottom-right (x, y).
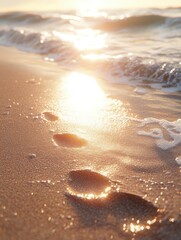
top-left (59, 72), bottom-right (108, 127)
top-left (74, 29), bottom-right (106, 51)
top-left (65, 72), bottom-right (105, 108)
top-left (58, 72), bottom-right (128, 134)
top-left (53, 29), bottom-right (106, 51)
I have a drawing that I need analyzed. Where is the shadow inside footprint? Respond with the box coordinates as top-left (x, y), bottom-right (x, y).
top-left (68, 169), bottom-right (111, 196)
top-left (107, 191), bottom-right (157, 220)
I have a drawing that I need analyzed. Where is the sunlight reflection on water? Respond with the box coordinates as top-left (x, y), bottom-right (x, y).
top-left (53, 28), bottom-right (106, 51)
top-left (59, 72), bottom-right (128, 132)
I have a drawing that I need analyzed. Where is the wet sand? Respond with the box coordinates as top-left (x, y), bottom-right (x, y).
top-left (0, 47), bottom-right (180, 240)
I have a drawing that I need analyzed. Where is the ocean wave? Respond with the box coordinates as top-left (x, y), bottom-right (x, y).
top-left (95, 57), bottom-right (181, 88)
top-left (0, 12), bottom-right (70, 26)
top-left (93, 14), bottom-right (181, 31)
top-left (1, 11), bottom-right (181, 31)
top-left (0, 26), bottom-right (180, 90)
top-left (55, 53), bottom-right (181, 88)
top-left (166, 16), bottom-right (181, 28)
top-left (0, 28), bottom-right (78, 59)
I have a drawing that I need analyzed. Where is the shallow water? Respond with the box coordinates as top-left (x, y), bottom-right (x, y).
top-left (0, 8), bottom-right (181, 90)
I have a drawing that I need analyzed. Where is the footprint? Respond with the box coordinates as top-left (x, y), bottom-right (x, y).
top-left (43, 112), bottom-right (59, 121)
top-left (67, 169), bottom-right (112, 199)
top-left (66, 169), bottom-right (158, 219)
top-left (107, 191), bottom-right (158, 219)
top-left (53, 133), bottom-right (87, 148)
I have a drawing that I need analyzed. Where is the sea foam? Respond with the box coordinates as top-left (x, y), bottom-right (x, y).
top-left (136, 117), bottom-right (181, 150)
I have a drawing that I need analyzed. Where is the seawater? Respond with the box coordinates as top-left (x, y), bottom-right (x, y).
top-left (0, 8), bottom-right (181, 90)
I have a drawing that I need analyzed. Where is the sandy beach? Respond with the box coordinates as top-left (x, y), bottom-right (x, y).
top-left (0, 47), bottom-right (180, 240)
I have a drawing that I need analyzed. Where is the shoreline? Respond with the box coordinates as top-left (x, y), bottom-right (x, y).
top-left (0, 46), bottom-right (180, 240)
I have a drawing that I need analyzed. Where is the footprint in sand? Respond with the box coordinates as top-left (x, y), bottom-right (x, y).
top-left (53, 133), bottom-right (87, 148)
top-left (42, 112), bottom-right (87, 147)
top-left (66, 169), bottom-right (158, 219)
top-left (43, 111), bottom-right (59, 121)
top-left (67, 169), bottom-right (112, 198)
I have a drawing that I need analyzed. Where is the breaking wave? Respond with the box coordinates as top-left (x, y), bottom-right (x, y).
top-left (0, 9), bottom-right (181, 90)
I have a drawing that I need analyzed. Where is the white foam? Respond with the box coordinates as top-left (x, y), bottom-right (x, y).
top-left (137, 117), bottom-right (181, 150)
top-left (134, 87), bottom-right (150, 95)
top-left (161, 86), bottom-right (181, 93)
top-left (138, 128), bottom-right (163, 139)
top-left (175, 156), bottom-right (181, 166)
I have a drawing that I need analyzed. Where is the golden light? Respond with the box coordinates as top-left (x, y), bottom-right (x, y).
top-left (64, 72), bottom-right (105, 109)
top-left (59, 72), bottom-right (108, 129)
top-left (129, 223), bottom-right (145, 233)
top-left (74, 29), bottom-right (106, 51)
top-left (122, 217), bottom-right (157, 234)
top-left (67, 186), bottom-right (111, 200)
top-left (81, 53), bottom-right (108, 61)
top-left (53, 29), bottom-right (106, 51)
top-left (58, 72), bottom-right (128, 138)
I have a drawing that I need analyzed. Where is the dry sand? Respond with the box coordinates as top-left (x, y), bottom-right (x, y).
top-left (0, 47), bottom-right (180, 240)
